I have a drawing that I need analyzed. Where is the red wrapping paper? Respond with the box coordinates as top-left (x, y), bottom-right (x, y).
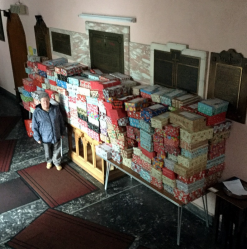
top-left (162, 168), bottom-right (176, 180)
top-left (151, 177), bottom-right (163, 189)
top-left (164, 124), bottom-right (180, 137)
top-left (141, 147), bottom-right (157, 159)
top-left (174, 188), bottom-right (203, 204)
top-left (127, 111), bottom-right (142, 119)
top-left (177, 171), bottom-right (206, 184)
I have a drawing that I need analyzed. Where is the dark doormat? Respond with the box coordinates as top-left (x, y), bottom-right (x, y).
top-left (0, 116), bottom-right (20, 140)
top-left (0, 139), bottom-right (17, 172)
top-left (0, 177), bottom-right (39, 214)
top-left (7, 209), bottom-right (135, 249)
top-left (18, 162), bottom-right (98, 208)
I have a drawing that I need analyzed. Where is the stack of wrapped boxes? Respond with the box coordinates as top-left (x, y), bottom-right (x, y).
top-left (24, 55), bottom-right (233, 205)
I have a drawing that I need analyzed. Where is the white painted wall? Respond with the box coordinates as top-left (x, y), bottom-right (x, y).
top-left (1, 0), bottom-right (247, 215)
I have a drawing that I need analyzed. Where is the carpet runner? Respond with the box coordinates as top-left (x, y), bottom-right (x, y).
top-left (7, 209), bottom-right (135, 249)
top-left (0, 139), bottom-right (17, 172)
top-left (0, 177), bottom-right (38, 214)
top-left (18, 162), bottom-right (98, 208)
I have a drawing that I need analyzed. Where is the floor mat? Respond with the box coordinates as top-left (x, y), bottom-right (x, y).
top-left (18, 162), bottom-right (98, 208)
top-left (7, 209), bottom-right (135, 249)
top-left (0, 116), bottom-right (20, 140)
top-left (0, 177), bottom-right (38, 214)
top-left (0, 139), bottom-right (17, 172)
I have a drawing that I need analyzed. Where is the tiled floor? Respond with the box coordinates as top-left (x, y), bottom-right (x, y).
top-left (0, 92), bottom-right (218, 249)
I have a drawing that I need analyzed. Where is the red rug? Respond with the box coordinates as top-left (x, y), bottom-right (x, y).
top-left (0, 178), bottom-right (38, 214)
top-left (0, 139), bottom-right (17, 172)
top-left (7, 209), bottom-right (135, 249)
top-left (0, 116), bottom-right (20, 140)
top-left (18, 162), bottom-right (97, 208)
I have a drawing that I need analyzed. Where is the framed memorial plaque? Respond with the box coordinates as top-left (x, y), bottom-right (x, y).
top-left (0, 11), bottom-right (5, 41)
top-left (150, 42), bottom-right (207, 98)
top-left (207, 49), bottom-right (247, 124)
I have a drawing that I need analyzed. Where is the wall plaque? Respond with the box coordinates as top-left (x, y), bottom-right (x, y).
top-left (51, 31), bottom-right (71, 56)
top-left (150, 42), bottom-right (207, 98)
top-left (207, 49), bottom-right (247, 124)
top-left (34, 15), bottom-right (51, 59)
top-left (89, 30), bottom-right (124, 73)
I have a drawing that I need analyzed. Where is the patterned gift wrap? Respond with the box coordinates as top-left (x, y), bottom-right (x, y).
top-left (140, 168), bottom-right (151, 183)
top-left (103, 85), bottom-right (124, 99)
top-left (112, 150), bottom-right (123, 164)
top-left (78, 118), bottom-right (88, 128)
top-left (50, 85), bottom-right (58, 92)
top-left (133, 147), bottom-right (142, 156)
top-left (116, 131), bottom-right (127, 142)
top-left (90, 80), bottom-right (120, 90)
top-left (170, 110), bottom-right (207, 133)
top-left (206, 163), bottom-right (225, 177)
top-left (131, 161), bottom-right (141, 173)
top-left (127, 111), bottom-right (142, 119)
top-left (180, 127), bottom-right (213, 144)
top-left (140, 120), bottom-right (155, 134)
top-left (151, 88), bottom-right (174, 103)
top-left (153, 142), bottom-right (165, 153)
top-left (98, 74), bottom-right (116, 81)
top-left (132, 85), bottom-right (148, 95)
top-left (22, 101), bottom-right (30, 111)
top-left (88, 122), bottom-right (100, 134)
top-left (140, 139), bottom-right (153, 152)
top-left (140, 129), bottom-right (153, 142)
top-left (164, 158), bottom-right (176, 171)
top-left (109, 72), bottom-right (131, 81)
top-left (140, 153), bottom-right (152, 164)
top-left (151, 177), bottom-right (163, 189)
top-left (22, 89), bottom-right (32, 98)
top-left (116, 139), bottom-right (129, 150)
top-left (22, 77), bottom-right (34, 86)
top-left (141, 147), bottom-right (156, 160)
top-left (124, 97), bottom-right (149, 112)
top-left (67, 76), bottom-right (84, 86)
top-left (77, 87), bottom-right (91, 96)
top-left (127, 137), bottom-right (138, 147)
top-left (206, 154), bottom-right (225, 169)
top-left (87, 103), bottom-right (99, 113)
top-left (204, 171), bottom-right (223, 189)
top-left (88, 117), bottom-right (99, 127)
top-left (180, 139), bottom-right (208, 151)
top-left (132, 154), bottom-right (141, 164)
top-left (167, 153), bottom-right (178, 162)
top-left (151, 112), bottom-right (170, 129)
top-left (162, 167), bottom-right (176, 180)
top-left (198, 111), bottom-right (226, 126)
top-left (154, 128), bottom-right (165, 137)
top-left (172, 94), bottom-right (200, 109)
top-left (141, 159), bottom-right (152, 172)
top-left (140, 85), bottom-right (163, 98)
top-left (181, 146), bottom-right (208, 159)
top-left (162, 175), bottom-right (176, 188)
top-left (95, 144), bottom-right (112, 160)
top-left (177, 170), bottom-right (206, 184)
top-left (107, 123), bottom-right (126, 133)
top-left (23, 84), bottom-right (37, 92)
top-left (121, 148), bottom-right (133, 158)
top-left (164, 124), bottom-right (180, 138)
top-left (174, 187), bottom-right (203, 204)
top-left (129, 118), bottom-right (140, 128)
top-left (198, 98), bottom-right (229, 116)
top-left (100, 127), bottom-right (108, 137)
top-left (152, 157), bottom-right (164, 169)
top-left (153, 134), bottom-right (164, 144)
top-left (56, 80), bottom-right (67, 89)
top-left (127, 130), bottom-right (135, 139)
top-left (20, 94), bottom-right (33, 102)
top-left (164, 135), bottom-right (180, 148)
top-left (123, 158), bottom-right (132, 168)
top-left (164, 144), bottom-right (181, 156)
top-left (118, 117), bottom-right (129, 126)
top-left (86, 96), bottom-right (98, 106)
top-left (163, 183), bottom-right (174, 195)
top-left (108, 129), bottom-right (117, 140)
top-left (176, 178), bottom-right (205, 194)
top-left (174, 163), bottom-right (206, 178)
top-left (87, 129), bottom-right (100, 142)
top-left (210, 130), bottom-right (231, 144)
top-left (177, 154), bottom-right (207, 168)
top-left (157, 150), bottom-right (166, 159)
top-left (213, 120), bottom-right (232, 134)
top-left (79, 78), bottom-right (91, 89)
top-left (87, 111), bottom-right (99, 120)
top-left (141, 104), bottom-right (168, 123)
top-left (77, 112), bottom-right (88, 122)
top-left (160, 89), bottom-right (187, 106)
top-left (208, 140), bottom-right (226, 160)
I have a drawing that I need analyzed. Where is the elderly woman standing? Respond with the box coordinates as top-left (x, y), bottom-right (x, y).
top-left (32, 92), bottom-right (65, 171)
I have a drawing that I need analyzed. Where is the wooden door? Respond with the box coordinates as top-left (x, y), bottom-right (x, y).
top-left (7, 13), bottom-right (27, 100)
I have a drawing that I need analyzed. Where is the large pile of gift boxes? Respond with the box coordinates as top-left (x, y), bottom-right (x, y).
top-left (19, 55), bottom-right (232, 204)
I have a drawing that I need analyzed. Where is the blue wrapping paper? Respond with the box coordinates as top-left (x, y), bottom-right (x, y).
top-left (139, 168), bottom-right (151, 183)
top-left (129, 118), bottom-right (140, 128)
top-left (141, 104), bottom-right (168, 123)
